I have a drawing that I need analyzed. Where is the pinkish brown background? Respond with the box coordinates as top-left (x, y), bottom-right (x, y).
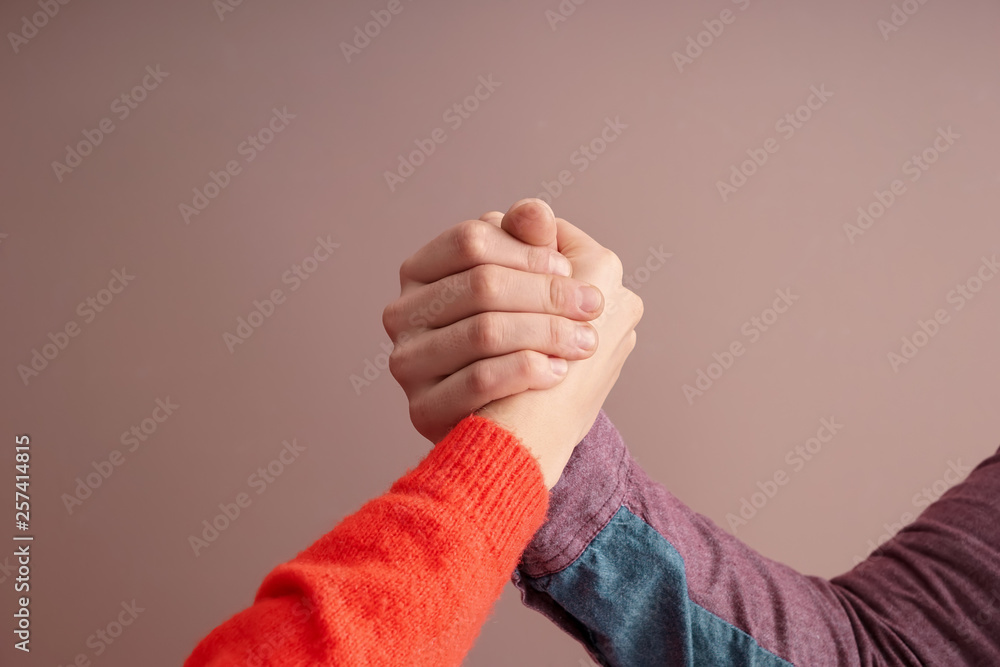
top-left (3, 0), bottom-right (1000, 665)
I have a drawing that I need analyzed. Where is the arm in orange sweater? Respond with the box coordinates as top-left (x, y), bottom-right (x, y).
top-left (183, 414), bottom-right (549, 667)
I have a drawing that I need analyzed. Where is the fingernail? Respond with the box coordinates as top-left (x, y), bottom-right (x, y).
top-left (577, 285), bottom-right (603, 313)
top-left (549, 253), bottom-right (572, 277)
top-left (576, 325), bottom-right (597, 350)
top-left (550, 357), bottom-right (568, 376)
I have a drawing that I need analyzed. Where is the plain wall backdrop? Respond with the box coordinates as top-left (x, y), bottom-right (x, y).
top-left (3, 0), bottom-right (1000, 664)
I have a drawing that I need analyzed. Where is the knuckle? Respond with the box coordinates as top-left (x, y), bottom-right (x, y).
top-left (510, 351), bottom-right (534, 382)
top-left (627, 329), bottom-right (638, 353)
top-left (382, 301), bottom-right (399, 338)
top-left (518, 349), bottom-right (544, 376)
top-left (469, 312), bottom-right (506, 354)
top-left (466, 362), bottom-right (496, 396)
top-left (468, 264), bottom-right (504, 303)
top-left (630, 293), bottom-right (644, 323)
top-left (604, 248), bottom-right (624, 276)
top-left (525, 246), bottom-right (551, 274)
top-left (408, 399), bottom-right (430, 437)
top-left (454, 220), bottom-right (491, 263)
top-left (550, 316), bottom-right (574, 353)
top-left (387, 345), bottom-right (406, 381)
top-left (548, 275), bottom-right (567, 313)
top-left (549, 316), bottom-right (564, 349)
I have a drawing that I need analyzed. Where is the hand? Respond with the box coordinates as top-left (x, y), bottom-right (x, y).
top-left (476, 217), bottom-right (643, 489)
top-left (382, 199), bottom-right (606, 444)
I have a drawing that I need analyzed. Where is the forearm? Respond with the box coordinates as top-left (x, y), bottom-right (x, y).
top-left (513, 411), bottom-right (819, 666)
top-left (514, 411), bottom-right (1000, 665)
top-left (830, 449), bottom-right (1000, 663)
top-left (184, 415), bottom-right (549, 667)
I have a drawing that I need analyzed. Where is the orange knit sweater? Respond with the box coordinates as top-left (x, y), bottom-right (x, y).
top-left (183, 414), bottom-right (550, 666)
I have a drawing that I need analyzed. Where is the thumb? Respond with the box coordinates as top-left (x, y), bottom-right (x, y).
top-left (500, 198), bottom-right (558, 252)
top-left (554, 216), bottom-right (600, 259)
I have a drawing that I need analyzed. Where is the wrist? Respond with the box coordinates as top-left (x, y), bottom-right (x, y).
top-left (475, 403), bottom-right (569, 490)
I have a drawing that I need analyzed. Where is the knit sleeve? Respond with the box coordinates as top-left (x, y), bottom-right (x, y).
top-left (183, 414), bottom-right (549, 667)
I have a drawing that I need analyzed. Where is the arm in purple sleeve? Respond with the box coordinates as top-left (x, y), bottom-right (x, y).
top-left (512, 410), bottom-right (1000, 666)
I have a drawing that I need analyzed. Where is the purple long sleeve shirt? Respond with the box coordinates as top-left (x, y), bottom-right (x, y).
top-left (512, 410), bottom-right (1000, 665)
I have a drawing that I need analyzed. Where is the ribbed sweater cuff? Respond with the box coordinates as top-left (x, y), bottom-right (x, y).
top-left (391, 414), bottom-right (550, 565)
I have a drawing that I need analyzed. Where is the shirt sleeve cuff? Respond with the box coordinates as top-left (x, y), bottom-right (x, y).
top-left (515, 409), bottom-right (631, 578)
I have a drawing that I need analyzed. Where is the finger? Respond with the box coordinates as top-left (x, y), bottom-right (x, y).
top-left (410, 350), bottom-right (569, 442)
top-left (385, 265), bottom-right (604, 336)
top-left (554, 216), bottom-right (601, 256)
top-left (390, 312), bottom-right (598, 387)
top-left (501, 198), bottom-right (558, 252)
top-left (479, 211), bottom-right (504, 226)
top-left (553, 216), bottom-right (625, 284)
top-left (400, 219), bottom-right (571, 288)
